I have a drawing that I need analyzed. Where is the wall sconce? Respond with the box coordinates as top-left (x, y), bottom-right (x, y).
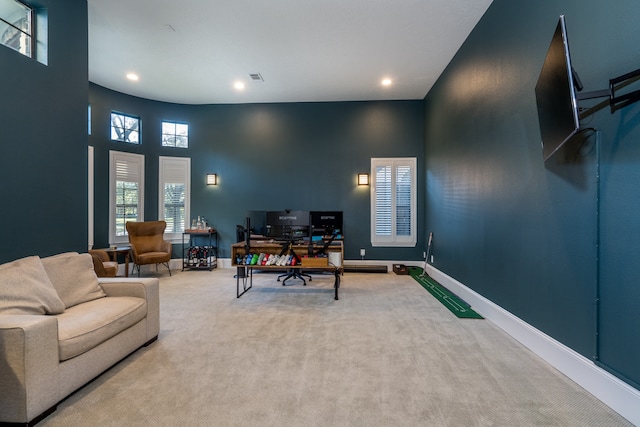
top-left (206, 174), bottom-right (218, 185)
top-left (357, 173), bottom-right (369, 186)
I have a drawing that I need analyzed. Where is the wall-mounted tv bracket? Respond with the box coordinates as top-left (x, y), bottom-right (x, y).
top-left (575, 67), bottom-right (640, 113)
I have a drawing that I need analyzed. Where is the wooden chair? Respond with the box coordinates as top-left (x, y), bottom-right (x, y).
top-left (126, 220), bottom-right (172, 276)
top-left (89, 249), bottom-right (118, 277)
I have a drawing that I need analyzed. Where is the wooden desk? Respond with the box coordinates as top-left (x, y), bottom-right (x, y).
top-left (231, 241), bottom-right (343, 300)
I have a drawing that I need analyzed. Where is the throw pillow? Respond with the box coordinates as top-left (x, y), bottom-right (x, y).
top-left (41, 252), bottom-right (106, 309)
top-left (0, 256), bottom-right (66, 315)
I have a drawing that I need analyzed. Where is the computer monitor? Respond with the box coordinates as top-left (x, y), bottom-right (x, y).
top-left (265, 210), bottom-right (310, 240)
top-left (310, 211), bottom-right (343, 239)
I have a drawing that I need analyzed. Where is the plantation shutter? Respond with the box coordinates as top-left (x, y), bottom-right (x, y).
top-left (374, 165), bottom-right (392, 236)
top-left (159, 156), bottom-right (190, 239)
top-left (371, 158), bottom-right (416, 247)
top-left (109, 151), bottom-right (144, 243)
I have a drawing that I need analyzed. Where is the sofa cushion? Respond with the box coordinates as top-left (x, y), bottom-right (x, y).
top-left (56, 296), bottom-right (147, 361)
top-left (0, 256), bottom-right (66, 315)
top-left (42, 252), bottom-right (107, 308)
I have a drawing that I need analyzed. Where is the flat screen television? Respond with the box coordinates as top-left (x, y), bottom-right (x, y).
top-left (535, 15), bottom-right (581, 161)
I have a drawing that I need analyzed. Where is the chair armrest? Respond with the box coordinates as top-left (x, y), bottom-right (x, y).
top-left (89, 253), bottom-right (108, 277)
top-left (0, 315), bottom-right (60, 423)
top-left (98, 278), bottom-right (160, 340)
top-left (88, 249), bottom-right (110, 263)
top-left (162, 240), bottom-right (172, 254)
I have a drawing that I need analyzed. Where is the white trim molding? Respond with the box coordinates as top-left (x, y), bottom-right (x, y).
top-left (425, 264), bottom-right (640, 426)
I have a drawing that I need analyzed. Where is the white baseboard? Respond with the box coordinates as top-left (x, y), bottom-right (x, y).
top-left (425, 264), bottom-right (640, 426)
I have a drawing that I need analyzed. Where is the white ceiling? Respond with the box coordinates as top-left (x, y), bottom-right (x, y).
top-left (87, 0), bottom-right (493, 105)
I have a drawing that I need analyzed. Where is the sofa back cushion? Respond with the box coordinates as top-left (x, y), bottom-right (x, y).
top-left (0, 256), bottom-right (66, 315)
top-left (41, 252), bottom-right (106, 309)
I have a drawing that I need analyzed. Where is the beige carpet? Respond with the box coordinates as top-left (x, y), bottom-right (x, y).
top-left (40, 269), bottom-right (631, 426)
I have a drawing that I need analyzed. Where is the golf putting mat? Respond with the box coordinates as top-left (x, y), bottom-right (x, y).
top-left (409, 267), bottom-right (483, 319)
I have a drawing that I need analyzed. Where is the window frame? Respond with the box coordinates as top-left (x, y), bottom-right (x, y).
top-left (158, 156), bottom-right (191, 242)
top-left (0, 0), bottom-right (33, 58)
top-left (161, 120), bottom-right (189, 148)
top-left (109, 150), bottom-right (145, 245)
top-left (110, 111), bottom-right (141, 144)
top-left (370, 157), bottom-right (417, 247)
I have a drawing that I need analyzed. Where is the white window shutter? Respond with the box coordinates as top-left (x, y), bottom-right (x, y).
top-left (159, 156), bottom-right (190, 240)
top-left (371, 157), bottom-right (416, 247)
top-left (109, 151), bottom-right (145, 244)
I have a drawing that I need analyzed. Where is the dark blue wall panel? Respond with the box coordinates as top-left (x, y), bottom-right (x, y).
top-left (424, 0), bottom-right (640, 388)
top-left (0, 0), bottom-right (88, 263)
top-left (89, 85), bottom-right (425, 260)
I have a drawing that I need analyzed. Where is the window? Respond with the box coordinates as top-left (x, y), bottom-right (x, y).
top-left (162, 121), bottom-right (189, 148)
top-left (370, 157), bottom-right (417, 247)
top-left (0, 0), bottom-right (32, 57)
top-left (109, 151), bottom-right (144, 244)
top-left (111, 112), bottom-right (141, 144)
top-left (159, 156), bottom-right (190, 241)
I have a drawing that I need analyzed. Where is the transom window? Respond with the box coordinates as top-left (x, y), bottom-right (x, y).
top-left (0, 0), bottom-right (33, 57)
top-left (111, 112), bottom-right (141, 144)
top-left (162, 121), bottom-right (189, 148)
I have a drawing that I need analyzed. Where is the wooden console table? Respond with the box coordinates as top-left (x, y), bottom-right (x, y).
top-left (231, 240), bottom-right (343, 300)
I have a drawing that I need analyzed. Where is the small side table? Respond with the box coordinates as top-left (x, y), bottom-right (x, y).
top-left (99, 246), bottom-right (132, 277)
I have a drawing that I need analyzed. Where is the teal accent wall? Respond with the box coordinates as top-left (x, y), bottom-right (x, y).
top-left (89, 84), bottom-right (426, 260)
top-left (424, 0), bottom-right (640, 388)
top-left (4, 0), bottom-right (638, 395)
top-left (0, 0), bottom-right (88, 262)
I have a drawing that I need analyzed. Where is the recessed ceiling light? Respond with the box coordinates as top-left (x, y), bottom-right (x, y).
top-left (126, 73), bottom-right (139, 81)
top-left (381, 78), bottom-right (392, 86)
top-left (234, 81), bottom-right (245, 90)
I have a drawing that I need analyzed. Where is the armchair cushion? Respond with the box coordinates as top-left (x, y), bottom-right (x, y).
top-left (41, 252), bottom-right (106, 309)
top-left (0, 256), bottom-right (65, 315)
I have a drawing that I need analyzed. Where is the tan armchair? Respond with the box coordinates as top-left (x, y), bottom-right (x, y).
top-left (126, 220), bottom-right (172, 276)
top-left (89, 249), bottom-right (118, 277)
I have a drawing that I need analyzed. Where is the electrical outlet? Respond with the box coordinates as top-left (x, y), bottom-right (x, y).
top-left (430, 255), bottom-right (434, 263)
top-left (360, 248), bottom-right (366, 257)
top-left (423, 251), bottom-right (426, 259)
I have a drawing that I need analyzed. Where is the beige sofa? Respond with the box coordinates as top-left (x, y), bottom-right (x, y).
top-left (0, 252), bottom-right (160, 426)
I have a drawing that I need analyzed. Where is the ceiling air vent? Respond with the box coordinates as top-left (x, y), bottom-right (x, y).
top-left (249, 73), bottom-right (264, 82)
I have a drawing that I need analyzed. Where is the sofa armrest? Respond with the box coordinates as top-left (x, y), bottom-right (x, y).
top-left (98, 278), bottom-right (160, 341)
top-left (0, 315), bottom-right (60, 423)
top-left (98, 277), bottom-right (157, 299)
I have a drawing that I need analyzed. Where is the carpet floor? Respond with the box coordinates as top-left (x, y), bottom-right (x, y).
top-left (39, 269), bottom-right (632, 426)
